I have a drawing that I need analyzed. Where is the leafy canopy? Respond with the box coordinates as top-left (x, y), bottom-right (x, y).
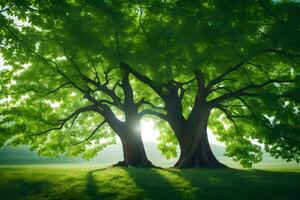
top-left (0, 0), bottom-right (300, 166)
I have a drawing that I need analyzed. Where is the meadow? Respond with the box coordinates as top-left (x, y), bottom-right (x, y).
top-left (0, 164), bottom-right (299, 200)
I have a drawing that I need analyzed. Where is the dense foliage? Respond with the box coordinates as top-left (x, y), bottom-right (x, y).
top-left (0, 0), bottom-right (299, 167)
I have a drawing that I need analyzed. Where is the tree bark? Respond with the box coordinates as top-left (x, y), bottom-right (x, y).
top-left (115, 130), bottom-right (154, 167)
top-left (173, 107), bottom-right (227, 169)
top-left (111, 70), bottom-right (154, 167)
top-left (174, 128), bottom-right (226, 168)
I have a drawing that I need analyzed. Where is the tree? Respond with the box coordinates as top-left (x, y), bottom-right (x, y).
top-left (1, 0), bottom-right (300, 169)
top-left (120, 0), bottom-right (300, 168)
top-left (0, 0), bottom-right (156, 167)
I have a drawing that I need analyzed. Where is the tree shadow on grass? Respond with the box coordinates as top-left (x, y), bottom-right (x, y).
top-left (86, 167), bottom-right (148, 200)
top-left (86, 169), bottom-right (105, 200)
top-left (85, 166), bottom-right (300, 200)
top-left (86, 167), bottom-right (189, 200)
top-left (0, 179), bottom-right (52, 200)
top-left (125, 167), bottom-right (195, 200)
top-left (165, 168), bottom-right (300, 200)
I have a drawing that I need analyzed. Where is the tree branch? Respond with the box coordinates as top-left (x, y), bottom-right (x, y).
top-left (139, 109), bottom-right (168, 121)
top-left (29, 105), bottom-right (98, 136)
top-left (58, 42), bottom-right (122, 108)
top-left (215, 105), bottom-right (239, 131)
top-left (121, 71), bottom-right (135, 109)
top-left (0, 6), bottom-right (10, 13)
top-left (70, 120), bottom-right (107, 146)
top-left (210, 79), bottom-right (294, 105)
top-left (82, 75), bottom-right (122, 108)
top-left (137, 0), bottom-right (149, 39)
top-left (120, 62), bottom-right (165, 97)
top-left (5, 26), bottom-right (124, 138)
top-left (247, 62), bottom-right (271, 80)
top-left (207, 61), bottom-right (246, 90)
top-left (187, 70), bottom-right (209, 122)
top-left (137, 98), bottom-right (164, 110)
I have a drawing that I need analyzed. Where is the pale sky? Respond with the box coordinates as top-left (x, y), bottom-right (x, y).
top-left (0, 56), bottom-right (11, 70)
top-left (0, 56), bottom-right (4, 69)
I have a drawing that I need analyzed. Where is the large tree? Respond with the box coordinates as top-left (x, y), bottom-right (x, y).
top-left (1, 0), bottom-right (300, 169)
top-left (0, 0), bottom-right (158, 167)
top-left (121, 0), bottom-right (300, 168)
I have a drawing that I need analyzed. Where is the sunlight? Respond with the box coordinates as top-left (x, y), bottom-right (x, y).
top-left (141, 120), bottom-right (159, 143)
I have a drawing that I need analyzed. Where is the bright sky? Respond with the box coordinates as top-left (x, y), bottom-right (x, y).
top-left (0, 56), bottom-right (4, 69)
top-left (0, 56), bottom-right (11, 70)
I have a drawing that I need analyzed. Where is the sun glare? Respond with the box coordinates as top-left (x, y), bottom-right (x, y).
top-left (141, 120), bottom-right (159, 143)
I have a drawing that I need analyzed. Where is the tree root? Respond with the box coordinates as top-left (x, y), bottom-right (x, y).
top-left (112, 160), bottom-right (160, 168)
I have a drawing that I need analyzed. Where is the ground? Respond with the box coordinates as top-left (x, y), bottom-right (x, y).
top-left (0, 164), bottom-right (299, 200)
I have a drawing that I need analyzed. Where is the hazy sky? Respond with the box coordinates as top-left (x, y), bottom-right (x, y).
top-left (0, 56), bottom-right (10, 70)
top-left (0, 56), bottom-right (4, 69)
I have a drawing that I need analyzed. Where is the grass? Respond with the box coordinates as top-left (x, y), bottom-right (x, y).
top-left (0, 164), bottom-right (299, 200)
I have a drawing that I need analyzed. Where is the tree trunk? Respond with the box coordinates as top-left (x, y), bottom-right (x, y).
top-left (116, 131), bottom-right (154, 167)
top-left (174, 128), bottom-right (226, 168)
top-left (173, 108), bottom-right (227, 169)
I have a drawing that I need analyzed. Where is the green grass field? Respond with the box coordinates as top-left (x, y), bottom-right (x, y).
top-left (0, 164), bottom-right (299, 200)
